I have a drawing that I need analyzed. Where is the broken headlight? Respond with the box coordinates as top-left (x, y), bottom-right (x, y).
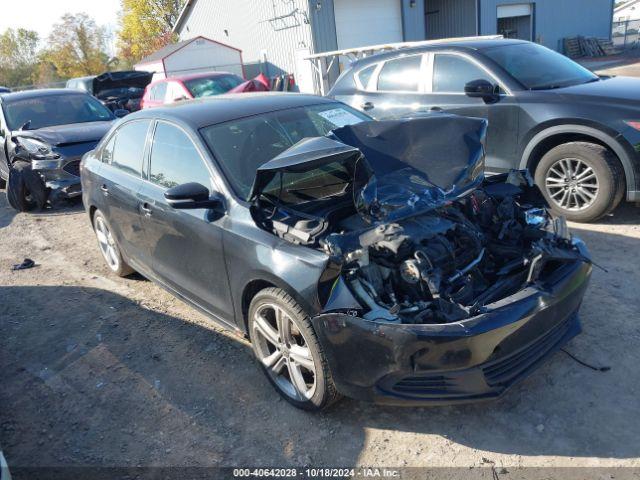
top-left (15, 137), bottom-right (60, 161)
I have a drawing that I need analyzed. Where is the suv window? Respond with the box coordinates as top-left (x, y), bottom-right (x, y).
top-left (149, 122), bottom-right (210, 189)
top-left (377, 55), bottom-right (422, 92)
top-left (356, 64), bottom-right (376, 89)
top-left (110, 120), bottom-right (151, 176)
top-left (433, 54), bottom-right (492, 93)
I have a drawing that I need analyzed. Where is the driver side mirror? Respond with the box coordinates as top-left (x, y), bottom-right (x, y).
top-left (165, 182), bottom-right (225, 210)
top-left (464, 79), bottom-right (499, 103)
top-left (113, 109), bottom-right (129, 118)
top-left (172, 95), bottom-right (188, 103)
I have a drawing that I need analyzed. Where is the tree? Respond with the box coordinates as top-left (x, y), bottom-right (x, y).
top-left (0, 28), bottom-right (40, 87)
top-left (42, 13), bottom-right (110, 79)
top-left (118, 0), bottom-right (185, 64)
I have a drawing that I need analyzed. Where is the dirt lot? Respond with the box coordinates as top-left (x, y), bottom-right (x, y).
top-left (1, 190), bottom-right (640, 471)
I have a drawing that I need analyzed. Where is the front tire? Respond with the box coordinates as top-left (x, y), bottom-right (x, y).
top-left (92, 210), bottom-right (134, 277)
top-left (6, 161), bottom-right (44, 212)
top-left (248, 287), bottom-right (341, 410)
top-left (535, 142), bottom-right (624, 222)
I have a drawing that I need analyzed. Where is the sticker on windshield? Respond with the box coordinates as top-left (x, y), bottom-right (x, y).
top-left (318, 108), bottom-right (364, 127)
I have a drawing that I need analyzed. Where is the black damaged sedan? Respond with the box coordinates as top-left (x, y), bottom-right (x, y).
top-left (81, 94), bottom-right (591, 410)
top-left (0, 89), bottom-right (121, 211)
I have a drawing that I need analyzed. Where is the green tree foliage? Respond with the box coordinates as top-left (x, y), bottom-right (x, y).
top-left (41, 13), bottom-right (110, 79)
top-left (118, 0), bottom-right (185, 64)
top-left (0, 28), bottom-right (40, 87)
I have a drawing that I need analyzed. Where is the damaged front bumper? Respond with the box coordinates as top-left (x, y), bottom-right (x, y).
top-left (31, 157), bottom-right (82, 198)
top-left (311, 240), bottom-right (591, 406)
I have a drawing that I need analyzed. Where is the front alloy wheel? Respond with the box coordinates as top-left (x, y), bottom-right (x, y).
top-left (535, 142), bottom-right (625, 222)
top-left (248, 288), bottom-right (340, 410)
top-left (544, 157), bottom-right (599, 212)
top-left (252, 302), bottom-right (317, 400)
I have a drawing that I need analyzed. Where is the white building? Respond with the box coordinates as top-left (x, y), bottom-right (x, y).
top-left (134, 36), bottom-right (244, 81)
top-left (614, 0), bottom-right (640, 21)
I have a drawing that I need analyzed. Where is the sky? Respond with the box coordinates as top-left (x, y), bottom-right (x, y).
top-left (0, 0), bottom-right (122, 55)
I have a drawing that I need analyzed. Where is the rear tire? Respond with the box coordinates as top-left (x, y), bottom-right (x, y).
top-left (248, 287), bottom-right (341, 411)
top-left (92, 210), bottom-right (135, 277)
top-left (535, 142), bottom-right (625, 222)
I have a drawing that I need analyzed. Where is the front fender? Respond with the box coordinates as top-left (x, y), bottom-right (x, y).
top-left (519, 123), bottom-right (638, 199)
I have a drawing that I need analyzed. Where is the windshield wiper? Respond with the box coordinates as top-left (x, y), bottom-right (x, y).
top-left (531, 77), bottom-right (600, 90)
top-left (18, 120), bottom-right (32, 130)
top-left (530, 84), bottom-right (567, 91)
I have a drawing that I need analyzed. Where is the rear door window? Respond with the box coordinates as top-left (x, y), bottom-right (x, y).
top-left (149, 122), bottom-right (211, 189)
top-left (377, 55), bottom-right (423, 92)
top-left (110, 120), bottom-right (151, 176)
top-left (432, 54), bottom-right (493, 93)
top-left (151, 83), bottom-right (167, 102)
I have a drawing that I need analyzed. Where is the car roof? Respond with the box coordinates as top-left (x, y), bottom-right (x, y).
top-left (126, 92), bottom-right (338, 128)
top-left (0, 88), bottom-right (88, 103)
top-left (166, 71), bottom-right (238, 82)
top-left (350, 38), bottom-right (528, 68)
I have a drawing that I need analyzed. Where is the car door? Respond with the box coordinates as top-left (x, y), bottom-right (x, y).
top-left (164, 82), bottom-right (188, 104)
top-left (137, 120), bottom-right (234, 321)
top-left (354, 53), bottom-right (428, 119)
top-left (97, 119), bottom-right (152, 266)
top-left (419, 52), bottom-right (520, 171)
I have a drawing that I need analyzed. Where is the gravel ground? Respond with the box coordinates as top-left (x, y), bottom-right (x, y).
top-left (1, 190), bottom-right (639, 470)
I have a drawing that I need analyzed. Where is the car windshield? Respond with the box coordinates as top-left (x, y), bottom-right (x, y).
top-left (3, 93), bottom-right (113, 130)
top-left (483, 42), bottom-right (599, 90)
top-left (200, 103), bottom-right (370, 201)
top-left (183, 74), bottom-right (245, 98)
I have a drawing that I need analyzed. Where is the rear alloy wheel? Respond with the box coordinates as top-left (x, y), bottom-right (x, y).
top-left (248, 288), bottom-right (340, 410)
top-left (535, 142), bottom-right (625, 222)
top-left (92, 210), bottom-right (134, 277)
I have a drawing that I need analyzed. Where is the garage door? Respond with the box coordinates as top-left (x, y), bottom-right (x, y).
top-left (334, 0), bottom-right (403, 50)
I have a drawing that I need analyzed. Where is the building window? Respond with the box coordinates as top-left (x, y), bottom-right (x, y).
top-left (497, 4), bottom-right (533, 41)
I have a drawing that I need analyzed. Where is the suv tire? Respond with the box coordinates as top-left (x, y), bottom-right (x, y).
top-left (535, 142), bottom-right (624, 222)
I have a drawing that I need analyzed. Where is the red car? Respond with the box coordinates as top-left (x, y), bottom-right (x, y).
top-left (140, 71), bottom-right (269, 109)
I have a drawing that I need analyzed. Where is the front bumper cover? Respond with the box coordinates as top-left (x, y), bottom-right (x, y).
top-left (32, 158), bottom-right (82, 198)
top-left (311, 241), bottom-right (592, 406)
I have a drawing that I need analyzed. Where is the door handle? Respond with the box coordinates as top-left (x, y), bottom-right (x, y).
top-left (140, 202), bottom-right (152, 216)
top-left (361, 101), bottom-right (374, 111)
top-left (430, 106), bottom-right (443, 112)
top-left (100, 184), bottom-right (109, 195)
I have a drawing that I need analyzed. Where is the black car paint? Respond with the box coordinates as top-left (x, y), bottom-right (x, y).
top-left (81, 94), bottom-right (591, 405)
top-left (328, 39), bottom-right (640, 203)
top-left (0, 89), bottom-right (115, 196)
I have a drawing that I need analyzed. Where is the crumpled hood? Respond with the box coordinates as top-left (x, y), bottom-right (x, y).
top-left (251, 115), bottom-right (488, 222)
top-left (92, 71), bottom-right (153, 97)
top-left (14, 121), bottom-right (113, 146)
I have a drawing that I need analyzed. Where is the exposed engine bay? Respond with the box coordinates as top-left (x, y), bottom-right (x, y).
top-left (250, 116), bottom-right (588, 324)
top-left (320, 172), bottom-right (579, 324)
